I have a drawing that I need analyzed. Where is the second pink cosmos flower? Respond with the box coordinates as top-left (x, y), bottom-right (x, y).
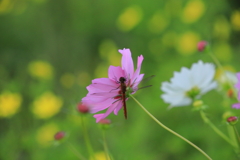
top-left (82, 48), bottom-right (144, 122)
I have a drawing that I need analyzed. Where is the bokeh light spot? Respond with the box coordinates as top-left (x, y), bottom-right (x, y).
top-left (0, 92), bottom-right (22, 118)
top-left (77, 72), bottom-right (91, 87)
top-left (181, 0), bottom-right (205, 23)
top-left (213, 16), bottom-right (230, 40)
top-left (0, 0), bottom-right (12, 14)
top-left (32, 92), bottom-right (63, 119)
top-left (231, 11), bottom-right (240, 31)
top-left (90, 152), bottom-right (110, 160)
top-left (98, 39), bottom-right (121, 66)
top-left (164, 0), bottom-right (182, 17)
top-left (213, 42), bottom-right (232, 62)
top-left (177, 31), bottom-right (200, 55)
top-left (32, 0), bottom-right (47, 3)
top-left (36, 123), bottom-right (59, 147)
top-left (116, 6), bottom-right (142, 32)
top-left (28, 60), bottom-right (54, 80)
top-left (161, 31), bottom-right (177, 47)
top-left (148, 10), bottom-right (169, 33)
top-left (94, 63), bottom-right (108, 78)
top-left (60, 73), bottom-right (75, 89)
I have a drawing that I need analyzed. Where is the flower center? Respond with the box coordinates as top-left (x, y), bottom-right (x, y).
top-left (185, 86), bottom-right (200, 99)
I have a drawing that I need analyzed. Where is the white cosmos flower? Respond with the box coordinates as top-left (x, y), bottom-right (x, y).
top-left (161, 60), bottom-right (217, 108)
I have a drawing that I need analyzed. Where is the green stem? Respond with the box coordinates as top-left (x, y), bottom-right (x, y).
top-left (66, 141), bottom-right (88, 160)
top-left (228, 125), bottom-right (240, 148)
top-left (101, 130), bottom-right (112, 160)
top-left (233, 125), bottom-right (240, 144)
top-left (227, 125), bottom-right (240, 157)
top-left (80, 116), bottom-right (96, 160)
top-left (200, 110), bottom-right (236, 147)
top-left (130, 95), bottom-right (212, 160)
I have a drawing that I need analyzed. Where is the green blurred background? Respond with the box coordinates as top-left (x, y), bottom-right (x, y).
top-left (1, 0), bottom-right (240, 159)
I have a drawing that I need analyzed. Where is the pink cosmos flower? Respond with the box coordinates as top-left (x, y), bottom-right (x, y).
top-left (232, 72), bottom-right (240, 109)
top-left (82, 48), bottom-right (144, 122)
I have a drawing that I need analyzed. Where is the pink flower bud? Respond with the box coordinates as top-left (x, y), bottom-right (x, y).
top-left (197, 41), bottom-right (208, 52)
top-left (227, 116), bottom-right (238, 125)
top-left (98, 119), bottom-right (111, 124)
top-left (98, 119), bottom-right (112, 130)
top-left (54, 131), bottom-right (65, 140)
top-left (77, 103), bottom-right (89, 114)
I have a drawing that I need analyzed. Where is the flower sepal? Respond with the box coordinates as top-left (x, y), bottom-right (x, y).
top-left (98, 119), bottom-right (112, 130)
top-left (192, 100), bottom-right (208, 111)
top-left (186, 87), bottom-right (200, 100)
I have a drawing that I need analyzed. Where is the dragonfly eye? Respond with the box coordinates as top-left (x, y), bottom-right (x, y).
top-left (119, 77), bottom-right (126, 83)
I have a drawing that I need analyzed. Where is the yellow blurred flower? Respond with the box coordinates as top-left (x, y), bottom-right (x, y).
top-left (231, 11), bottom-right (240, 31)
top-left (0, 92), bottom-right (22, 118)
top-left (161, 31), bottom-right (177, 47)
top-left (90, 152), bottom-right (110, 160)
top-left (0, 0), bottom-right (13, 14)
top-left (32, 0), bottom-right (47, 3)
top-left (164, 0), bottom-right (182, 17)
top-left (99, 39), bottom-right (121, 66)
top-left (36, 123), bottom-right (59, 147)
top-left (116, 5), bottom-right (142, 32)
top-left (28, 60), bottom-right (53, 80)
top-left (148, 10), bottom-right (169, 33)
top-left (181, 0), bottom-right (205, 23)
top-left (77, 72), bottom-right (91, 87)
top-left (94, 63), bottom-right (109, 78)
top-left (60, 73), bottom-right (75, 89)
top-left (32, 92), bottom-right (63, 119)
top-left (213, 42), bottom-right (232, 62)
top-left (177, 31), bottom-right (200, 55)
top-left (213, 16), bottom-right (230, 40)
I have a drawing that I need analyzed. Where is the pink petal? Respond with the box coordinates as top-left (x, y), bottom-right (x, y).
top-left (93, 114), bottom-right (105, 122)
top-left (90, 91), bottom-right (118, 97)
top-left (232, 103), bottom-right (240, 109)
top-left (113, 100), bottom-right (124, 115)
top-left (119, 48), bottom-right (134, 77)
top-left (82, 95), bottom-right (110, 105)
top-left (132, 55), bottom-right (144, 81)
top-left (108, 66), bottom-right (125, 81)
top-left (87, 83), bottom-right (116, 93)
top-left (93, 101), bottom-right (119, 122)
top-left (132, 74), bottom-right (144, 90)
top-left (92, 78), bottom-right (116, 87)
top-left (82, 95), bottom-right (108, 104)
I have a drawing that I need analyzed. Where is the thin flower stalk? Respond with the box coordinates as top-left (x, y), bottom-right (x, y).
top-left (66, 141), bottom-right (88, 160)
top-left (227, 125), bottom-right (240, 157)
top-left (80, 116), bottom-right (96, 160)
top-left (101, 130), bottom-right (113, 160)
top-left (233, 125), bottom-right (240, 144)
top-left (200, 110), bottom-right (236, 147)
top-left (130, 95), bottom-right (212, 160)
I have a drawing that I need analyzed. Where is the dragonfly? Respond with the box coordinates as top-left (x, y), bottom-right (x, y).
top-left (119, 77), bottom-right (128, 119)
top-left (117, 75), bottom-right (155, 119)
